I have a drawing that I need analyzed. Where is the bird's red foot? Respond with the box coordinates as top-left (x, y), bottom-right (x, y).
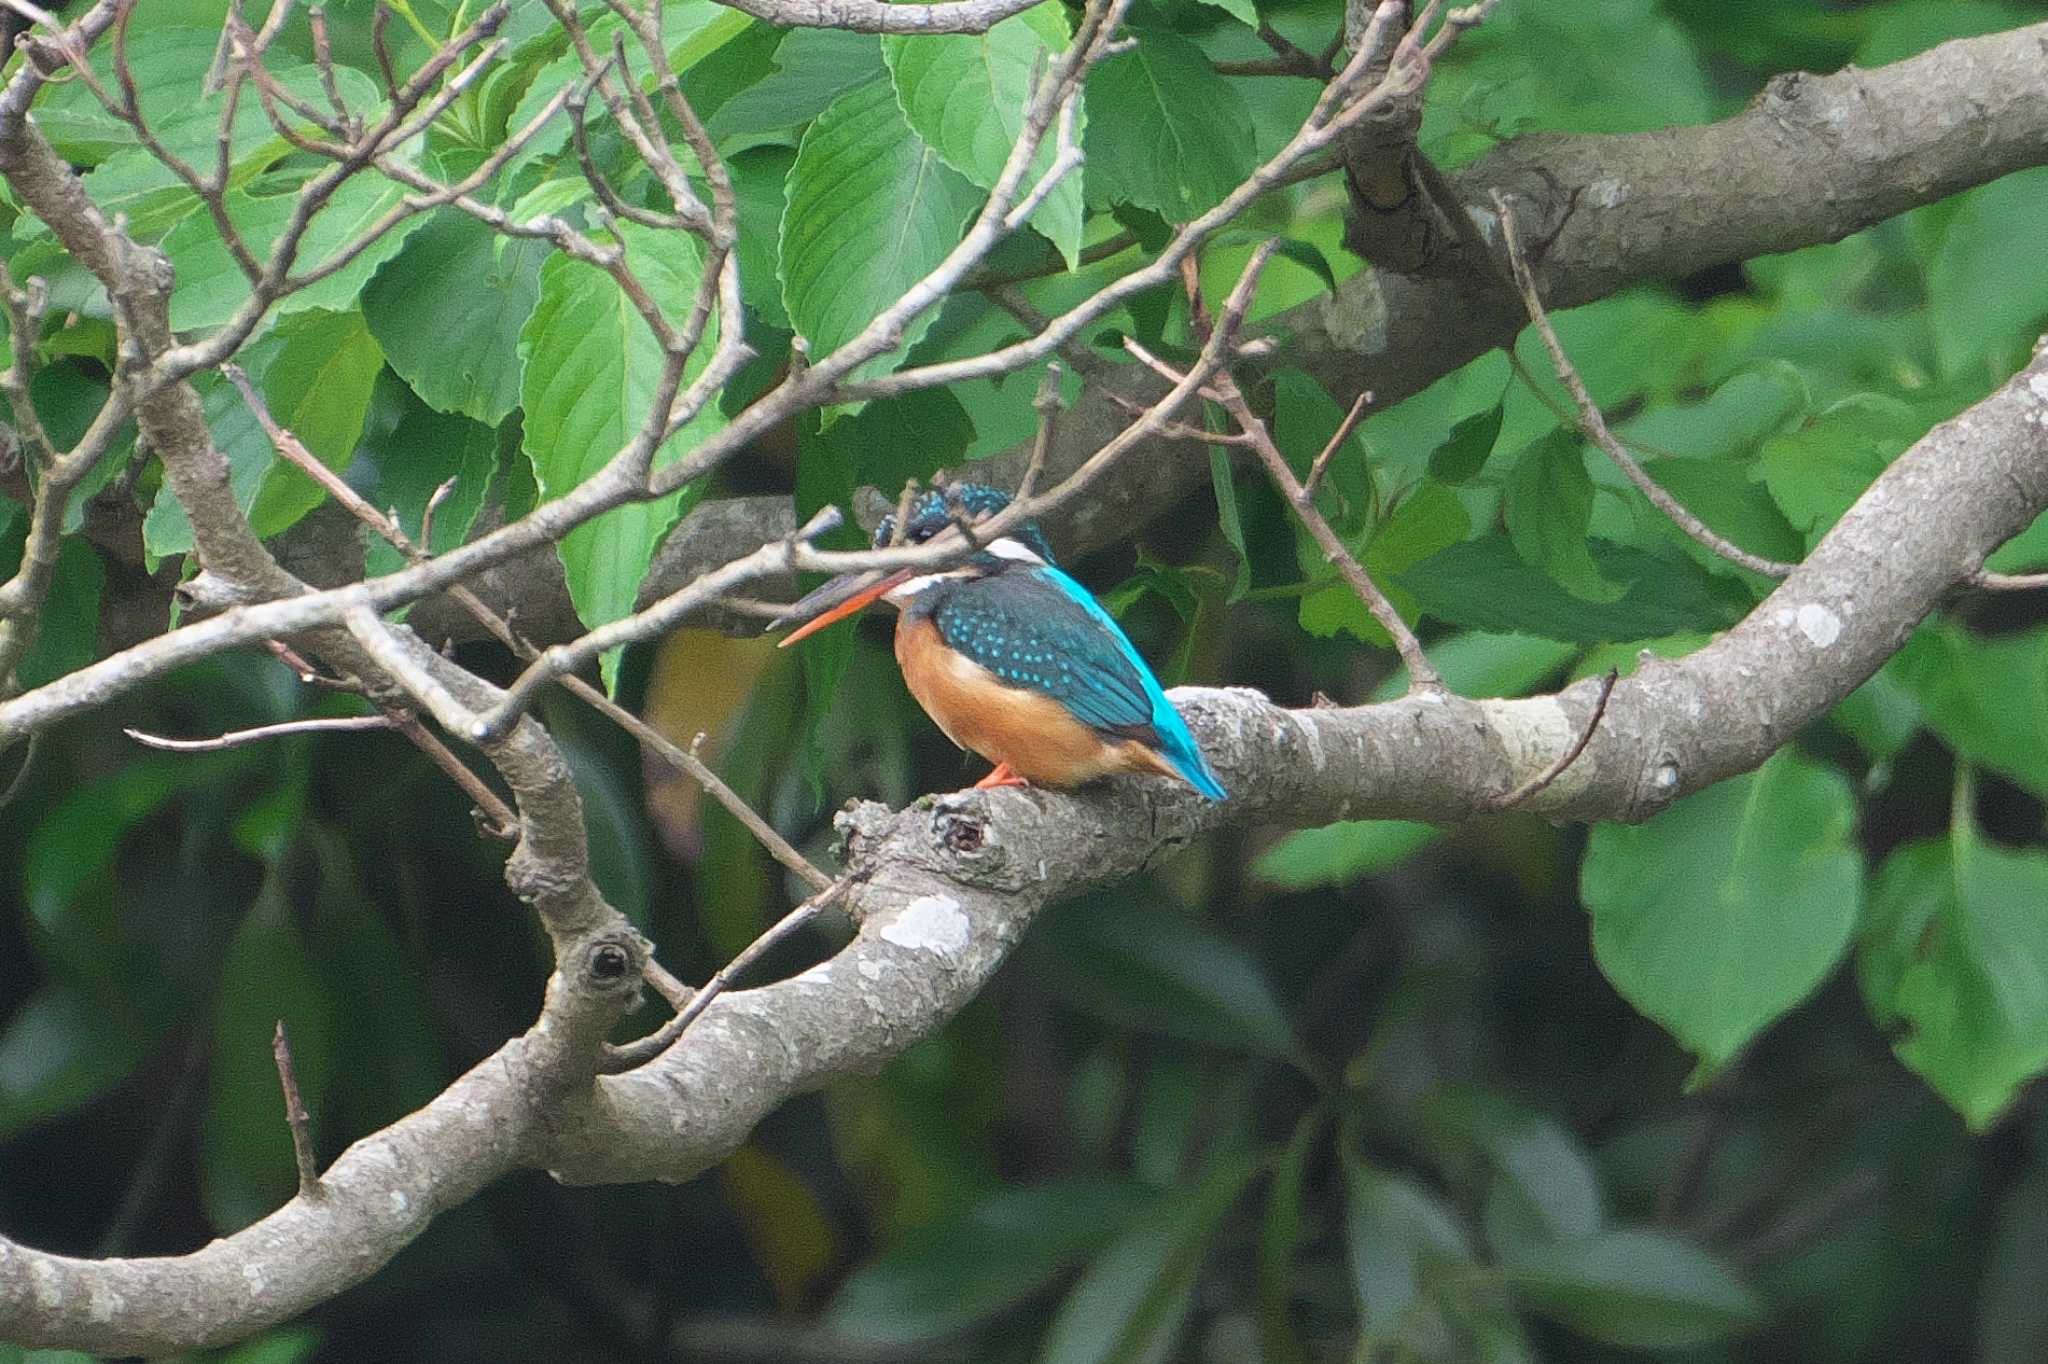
top-left (974, 762), bottom-right (1030, 789)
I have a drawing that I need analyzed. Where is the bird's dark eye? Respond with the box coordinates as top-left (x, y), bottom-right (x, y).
top-left (910, 523), bottom-right (936, 543)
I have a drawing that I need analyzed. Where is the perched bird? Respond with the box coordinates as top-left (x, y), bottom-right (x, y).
top-left (776, 486), bottom-right (1226, 799)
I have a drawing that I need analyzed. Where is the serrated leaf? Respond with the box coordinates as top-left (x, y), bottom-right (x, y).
top-left (1428, 393), bottom-right (1506, 484)
top-left (1299, 479), bottom-right (1468, 644)
top-left (363, 211), bottom-right (547, 425)
top-left (1859, 818), bottom-right (2048, 1131)
top-left (1501, 1229), bottom-right (1762, 1348)
top-left (709, 28), bottom-right (886, 151)
top-left (1582, 749), bottom-right (1862, 1070)
top-left (1083, 29), bottom-right (1254, 222)
top-left (1399, 535), bottom-right (1746, 643)
top-left (1504, 428), bottom-right (1613, 601)
top-left (1756, 394), bottom-right (1921, 543)
top-left (246, 308), bottom-right (384, 537)
top-left (160, 172), bottom-right (432, 334)
top-left (884, 3), bottom-right (1085, 266)
top-left (520, 220), bottom-right (725, 687)
top-left (780, 78), bottom-right (981, 379)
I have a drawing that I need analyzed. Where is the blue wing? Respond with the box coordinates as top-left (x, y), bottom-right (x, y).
top-left (932, 568), bottom-right (1227, 799)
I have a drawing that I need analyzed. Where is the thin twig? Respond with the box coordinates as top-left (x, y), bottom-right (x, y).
top-left (1303, 391), bottom-right (1371, 497)
top-left (1492, 192), bottom-right (1795, 580)
top-left (1970, 569), bottom-right (2048, 591)
top-left (273, 1021), bottom-right (322, 1197)
top-left (123, 715), bottom-right (396, 752)
top-left (1190, 243), bottom-right (1444, 691)
top-left (1481, 670), bottom-right (1617, 810)
top-left (603, 876), bottom-right (857, 1072)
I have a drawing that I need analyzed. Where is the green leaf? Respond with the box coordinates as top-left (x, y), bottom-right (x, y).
top-left (246, 308), bottom-right (384, 537)
top-left (1416, 1089), bottom-right (1603, 1252)
top-left (1400, 535), bottom-right (1745, 643)
top-left (160, 171), bottom-right (432, 334)
top-left (364, 405), bottom-right (499, 578)
top-left (1858, 819), bottom-right (2048, 1131)
top-left (1500, 1229), bottom-right (1762, 1348)
top-left (1083, 29), bottom-right (1255, 222)
top-left (1926, 168), bottom-right (2048, 382)
top-left (1582, 749), bottom-right (1862, 1070)
top-left (730, 146), bottom-right (797, 329)
top-left (1040, 900), bottom-right (1309, 1070)
top-left (1641, 455), bottom-right (1804, 570)
top-left (202, 879), bottom-right (340, 1232)
top-left (1258, 1113), bottom-right (1319, 1364)
top-left (1210, 445), bottom-right (1252, 601)
top-left (1756, 394), bottom-right (1921, 545)
top-left (884, 3), bottom-right (1086, 266)
top-left (363, 211), bottom-right (548, 425)
top-left (1342, 1156), bottom-right (1475, 1342)
top-left (829, 1178), bottom-right (1151, 1342)
top-left (1192, 0), bottom-right (1258, 27)
top-left (1037, 1158), bottom-right (1260, 1364)
top-left (519, 220), bottom-right (725, 686)
top-left (0, 985), bottom-right (155, 1143)
top-left (812, 386), bottom-right (977, 499)
top-left (1299, 479), bottom-right (1468, 644)
top-left (1371, 631), bottom-right (1577, 701)
top-left (780, 78), bottom-right (981, 379)
top-left (1428, 393), bottom-right (1507, 485)
top-left (708, 28), bottom-right (886, 151)
top-left (1892, 625), bottom-right (2048, 802)
top-left (1254, 821), bottom-right (1442, 888)
top-left (4, 533), bottom-right (103, 688)
top-left (1504, 428), bottom-right (1613, 601)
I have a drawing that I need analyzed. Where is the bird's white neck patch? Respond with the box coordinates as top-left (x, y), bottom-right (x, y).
top-left (983, 536), bottom-right (1046, 566)
top-left (883, 573), bottom-right (947, 603)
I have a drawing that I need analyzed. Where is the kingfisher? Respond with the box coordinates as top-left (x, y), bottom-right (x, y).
top-left (775, 485), bottom-right (1227, 799)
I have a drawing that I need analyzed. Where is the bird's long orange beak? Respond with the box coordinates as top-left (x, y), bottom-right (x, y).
top-left (774, 568), bottom-right (914, 647)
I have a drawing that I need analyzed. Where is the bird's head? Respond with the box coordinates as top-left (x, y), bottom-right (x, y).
top-left (776, 485), bottom-right (1054, 646)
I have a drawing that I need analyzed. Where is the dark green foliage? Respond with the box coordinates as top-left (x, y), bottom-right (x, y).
top-left (5, 0), bottom-right (2048, 1359)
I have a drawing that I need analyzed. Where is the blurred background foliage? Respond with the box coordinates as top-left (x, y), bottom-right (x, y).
top-left (4, 0), bottom-right (2048, 1360)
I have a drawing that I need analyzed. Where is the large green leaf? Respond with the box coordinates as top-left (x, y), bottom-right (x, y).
top-left (201, 879), bottom-right (340, 1233)
top-left (1253, 821), bottom-right (1442, 888)
top-left (1500, 1229), bottom-right (1762, 1348)
top-left (1082, 29), bottom-right (1254, 222)
top-left (884, 3), bottom-right (1085, 266)
top-left (160, 172), bottom-right (431, 334)
top-left (1342, 1156), bottom-right (1476, 1346)
top-left (829, 1178), bottom-right (1150, 1342)
top-left (519, 220), bottom-right (724, 684)
top-left (1858, 817), bottom-right (2048, 1131)
top-left (1891, 624), bottom-right (2048, 802)
top-left (779, 78), bottom-right (981, 378)
top-left (708, 28), bottom-right (886, 152)
top-left (246, 308), bottom-right (385, 537)
top-left (363, 212), bottom-right (548, 425)
top-left (1037, 1158), bottom-right (1260, 1364)
top-left (364, 405), bottom-right (500, 578)
top-left (1401, 535), bottom-right (1745, 643)
top-left (1926, 168), bottom-right (2048, 382)
top-left (1756, 394), bottom-right (1921, 546)
top-left (1581, 749), bottom-right (1862, 1070)
top-left (1298, 479), bottom-right (1469, 644)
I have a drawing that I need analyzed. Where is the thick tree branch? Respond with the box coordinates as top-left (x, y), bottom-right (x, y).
top-left (6, 337), bottom-right (2042, 1358)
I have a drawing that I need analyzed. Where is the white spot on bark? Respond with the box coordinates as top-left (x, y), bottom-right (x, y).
top-left (1590, 178), bottom-right (1629, 208)
top-left (1794, 602), bottom-right (1842, 647)
top-left (1654, 762), bottom-right (1680, 789)
top-left (857, 958), bottom-right (883, 982)
top-left (1480, 697), bottom-right (1595, 801)
top-left (2027, 372), bottom-right (2048, 404)
top-left (880, 895), bottom-right (970, 956)
top-left (89, 1279), bottom-right (125, 1321)
top-left (244, 1263), bottom-right (267, 1295)
top-left (391, 1190), bottom-right (411, 1214)
top-left (1294, 713), bottom-right (1327, 770)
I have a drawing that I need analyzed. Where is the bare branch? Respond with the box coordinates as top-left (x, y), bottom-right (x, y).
top-left (123, 715), bottom-right (396, 751)
top-left (272, 1022), bottom-right (323, 1198)
top-left (1482, 669), bottom-right (1618, 811)
top-left (1494, 191), bottom-right (1796, 581)
top-left (707, 0), bottom-right (1038, 35)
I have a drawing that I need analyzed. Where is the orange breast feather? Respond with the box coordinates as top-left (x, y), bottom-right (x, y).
top-left (895, 617), bottom-right (1179, 788)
